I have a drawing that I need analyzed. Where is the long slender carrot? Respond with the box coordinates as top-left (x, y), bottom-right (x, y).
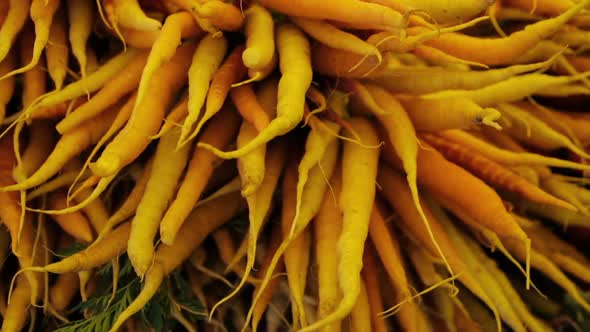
top-left (47, 191), bottom-right (94, 243)
top-left (128, 127), bottom-right (191, 277)
top-left (298, 117), bottom-right (380, 332)
top-left (55, 51), bottom-right (149, 134)
top-left (197, 23), bottom-right (313, 160)
top-left (361, 243), bottom-right (387, 332)
top-left (150, 93), bottom-right (188, 139)
top-left (20, 23), bottom-right (47, 110)
top-left (90, 42), bottom-right (195, 177)
top-left (230, 84), bottom-right (271, 133)
top-left (107, 192), bottom-right (245, 332)
top-left (12, 121), bottom-right (55, 183)
top-left (421, 133), bottom-right (577, 211)
top-left (49, 271), bottom-right (79, 312)
top-left (0, 50), bottom-right (15, 122)
top-left (159, 107), bottom-right (240, 246)
top-left (0, 0), bottom-right (31, 64)
top-left (45, 3), bottom-right (68, 91)
top-left (67, 0), bottom-right (94, 77)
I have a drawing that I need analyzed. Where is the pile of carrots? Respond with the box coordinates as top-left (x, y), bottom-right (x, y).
top-left (1, 0), bottom-right (590, 331)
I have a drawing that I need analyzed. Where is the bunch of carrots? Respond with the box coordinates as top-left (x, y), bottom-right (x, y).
top-left (0, 0), bottom-right (590, 331)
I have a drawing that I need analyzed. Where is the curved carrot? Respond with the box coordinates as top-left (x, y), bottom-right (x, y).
top-left (0, 0), bottom-right (30, 64)
top-left (241, 4), bottom-right (275, 71)
top-left (67, 0), bottom-right (94, 77)
top-left (112, 0), bottom-right (162, 31)
top-left (196, 0), bottom-right (244, 31)
top-left (230, 84), bottom-right (270, 132)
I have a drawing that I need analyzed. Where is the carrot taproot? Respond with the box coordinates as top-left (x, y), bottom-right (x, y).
top-left (541, 177), bottom-right (590, 215)
top-left (128, 126), bottom-right (191, 276)
top-left (179, 34), bottom-right (228, 144)
top-left (439, 129), bottom-right (590, 171)
top-left (1, 276), bottom-right (31, 332)
top-left (311, 41), bottom-right (387, 78)
top-left (370, 56), bottom-right (557, 94)
top-left (0, 0), bottom-right (30, 64)
top-left (313, 166), bottom-right (343, 332)
top-left (350, 278), bottom-right (372, 332)
top-left (55, 51), bottom-right (149, 134)
top-left (397, 0), bottom-right (494, 24)
top-left (497, 102), bottom-right (590, 159)
top-left (49, 271), bottom-right (79, 312)
top-left (417, 0), bottom-right (590, 65)
top-left (292, 16), bottom-right (381, 64)
top-left (19, 23), bottom-right (47, 110)
top-left (231, 84), bottom-right (271, 132)
top-left (421, 133), bottom-right (577, 211)
top-left (236, 121), bottom-right (267, 197)
top-left (183, 45), bottom-right (247, 147)
top-left (73, 186), bottom-right (110, 233)
top-left (298, 117), bottom-right (379, 332)
top-left (46, 3), bottom-right (68, 91)
top-left (0, 0), bottom-right (60, 81)
top-left (411, 45), bottom-right (487, 68)
top-left (251, 221), bottom-right (285, 332)
top-left (151, 93), bottom-right (188, 139)
top-left (212, 228), bottom-right (252, 279)
top-left (0, 50), bottom-right (15, 122)
top-left (196, 0), bottom-right (244, 31)
top-left (107, 192), bottom-right (245, 332)
top-left (397, 96), bottom-right (501, 132)
top-left (159, 106), bottom-right (240, 245)
top-left (12, 121), bottom-right (55, 183)
top-left (90, 42), bottom-right (195, 177)
top-left (112, 0), bottom-right (161, 31)
top-left (198, 23), bottom-right (313, 160)
top-left (1, 104), bottom-right (119, 192)
top-left (67, 0), bottom-right (93, 77)
top-left (505, 0), bottom-right (574, 17)
top-left (47, 191), bottom-right (94, 243)
top-left (378, 164), bottom-right (502, 328)
top-left (242, 4), bottom-right (275, 71)
top-left (258, 0), bottom-right (406, 31)
top-left (361, 243), bottom-right (387, 332)
top-left (212, 139), bottom-right (287, 315)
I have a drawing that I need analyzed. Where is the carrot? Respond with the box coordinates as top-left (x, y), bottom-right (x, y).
top-left (242, 4), bottom-right (275, 71)
top-left (107, 192), bottom-right (245, 332)
top-left (230, 85), bottom-right (271, 132)
top-left (313, 166), bottom-right (343, 332)
top-left (251, 221), bottom-right (285, 332)
top-left (183, 45), bottom-right (247, 146)
top-left (128, 127), bottom-right (191, 277)
top-left (0, 0), bottom-right (30, 64)
top-left (46, 3), bottom-right (68, 91)
top-left (12, 121), bottom-right (55, 182)
top-left (439, 129), bottom-right (590, 171)
top-left (378, 164), bottom-right (501, 328)
top-left (505, 0), bottom-right (574, 17)
top-left (179, 34), bottom-right (228, 145)
top-left (1, 276), bottom-right (31, 332)
top-left (73, 187), bottom-right (109, 233)
top-left (55, 51), bottom-right (149, 134)
top-left (350, 278), bottom-right (372, 332)
top-left (310, 41), bottom-right (388, 78)
top-left (197, 23), bottom-right (313, 160)
top-left (395, 0), bottom-right (493, 24)
top-left (369, 203), bottom-right (433, 332)
top-left (370, 56), bottom-right (557, 94)
top-left (67, 0), bottom-right (94, 77)
top-left (159, 106), bottom-right (240, 245)
top-left (298, 117), bottom-right (379, 332)
top-left (90, 42), bottom-right (195, 177)
top-left (498, 102), bottom-right (590, 159)
top-left (196, 0), bottom-right (244, 31)
top-left (258, 0), bottom-right (406, 31)
top-left (421, 133), bottom-right (577, 211)
top-left (411, 45), bottom-right (487, 68)
top-left (361, 243), bottom-right (387, 332)
top-left (151, 93), bottom-right (188, 139)
top-left (398, 96), bottom-right (501, 132)
top-left (541, 177), bottom-right (590, 215)
top-left (133, 11), bottom-right (199, 111)
top-left (212, 140), bottom-right (287, 316)
top-left (19, 23), bottom-right (47, 110)
top-left (1, 104), bottom-right (119, 191)
top-left (0, 0), bottom-right (60, 81)
top-left (212, 228), bottom-right (251, 278)
top-left (47, 191), bottom-right (94, 243)
top-left (418, 0), bottom-right (590, 65)
top-left (49, 271), bottom-right (79, 312)
top-left (236, 121), bottom-right (267, 197)
top-left (112, 0), bottom-right (162, 31)
top-left (0, 48), bottom-right (15, 122)
top-left (291, 16), bottom-right (381, 64)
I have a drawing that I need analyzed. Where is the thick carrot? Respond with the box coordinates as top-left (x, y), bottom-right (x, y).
top-left (236, 121), bottom-right (267, 197)
top-left (107, 192), bottom-right (245, 332)
top-left (183, 45), bottom-right (247, 146)
top-left (159, 106), bottom-right (240, 245)
top-left (258, 0), bottom-right (405, 31)
top-left (45, 3), bottom-right (68, 90)
top-left (299, 117), bottom-right (380, 332)
top-left (0, 0), bottom-right (30, 64)
top-left (242, 4), bottom-right (275, 71)
top-left (128, 127), bottom-right (191, 277)
top-left (197, 23), bottom-right (313, 159)
top-left (398, 96), bottom-right (501, 131)
top-left (47, 191), bottom-right (94, 243)
top-left (90, 42), bottom-right (195, 177)
top-left (230, 84), bottom-right (271, 132)
top-left (1, 104), bottom-right (119, 191)
top-left (112, 0), bottom-right (161, 31)
top-left (55, 51), bottom-right (149, 134)
top-left (0, 0), bottom-right (59, 81)
top-left (180, 34), bottom-right (228, 144)
top-left (418, 0), bottom-right (590, 65)
top-left (1, 276), bottom-right (31, 332)
top-left (196, 0), bottom-right (244, 31)
top-left (421, 133), bottom-right (576, 211)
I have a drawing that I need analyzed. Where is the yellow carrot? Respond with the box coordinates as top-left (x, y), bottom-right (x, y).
top-left (45, 3), bottom-right (68, 90)
top-left (0, 0), bottom-right (30, 64)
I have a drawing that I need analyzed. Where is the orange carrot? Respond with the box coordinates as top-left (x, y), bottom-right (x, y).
top-left (47, 191), bottom-right (94, 243)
